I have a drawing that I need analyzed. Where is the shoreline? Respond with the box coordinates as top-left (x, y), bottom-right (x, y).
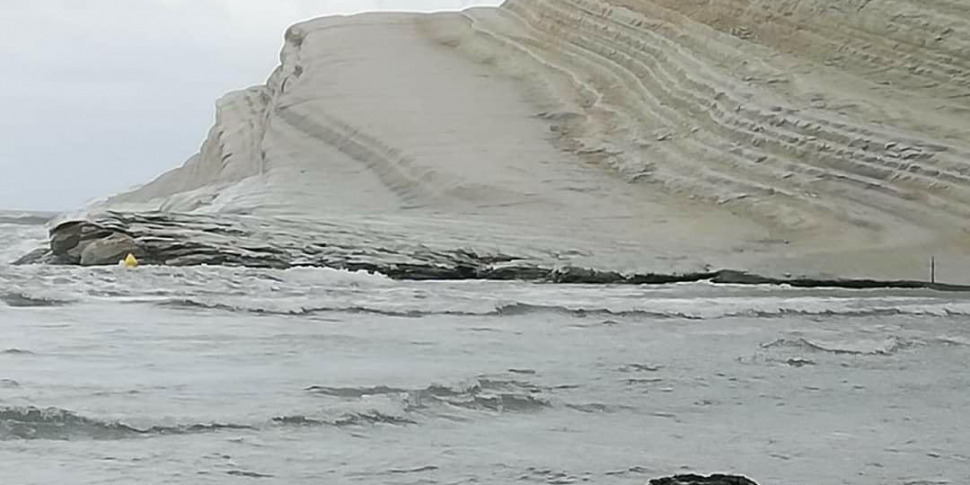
top-left (14, 212), bottom-right (970, 292)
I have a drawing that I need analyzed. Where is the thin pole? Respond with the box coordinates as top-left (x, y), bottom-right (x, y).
top-left (931, 256), bottom-right (936, 284)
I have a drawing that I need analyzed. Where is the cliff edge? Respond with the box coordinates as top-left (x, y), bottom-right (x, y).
top-left (85, 0), bottom-right (970, 280)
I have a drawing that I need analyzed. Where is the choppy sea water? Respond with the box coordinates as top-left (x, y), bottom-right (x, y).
top-left (2, 215), bottom-right (969, 485)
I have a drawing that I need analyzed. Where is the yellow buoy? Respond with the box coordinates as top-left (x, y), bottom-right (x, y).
top-left (123, 253), bottom-right (139, 269)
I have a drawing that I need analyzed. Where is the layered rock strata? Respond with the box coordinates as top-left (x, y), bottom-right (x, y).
top-left (18, 212), bottom-right (970, 291)
top-left (28, 0), bottom-right (970, 280)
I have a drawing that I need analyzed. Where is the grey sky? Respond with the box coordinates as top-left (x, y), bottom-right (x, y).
top-left (0, 0), bottom-right (502, 210)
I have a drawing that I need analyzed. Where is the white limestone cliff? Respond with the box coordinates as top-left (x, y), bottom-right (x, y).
top-left (99, 0), bottom-right (970, 280)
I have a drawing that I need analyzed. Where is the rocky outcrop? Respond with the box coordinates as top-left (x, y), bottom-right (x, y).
top-left (649, 475), bottom-right (759, 485)
top-left (41, 221), bottom-right (138, 266)
top-left (78, 233), bottom-right (139, 266)
top-left (17, 211), bottom-right (679, 280)
top-left (17, 211), bottom-right (551, 277)
top-left (17, 212), bottom-right (970, 291)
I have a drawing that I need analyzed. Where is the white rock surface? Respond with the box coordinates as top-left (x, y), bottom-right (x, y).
top-left (101, 0), bottom-right (970, 280)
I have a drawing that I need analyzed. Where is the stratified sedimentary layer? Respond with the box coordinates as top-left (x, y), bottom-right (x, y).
top-left (71, 0), bottom-right (970, 279)
top-left (18, 212), bottom-right (970, 291)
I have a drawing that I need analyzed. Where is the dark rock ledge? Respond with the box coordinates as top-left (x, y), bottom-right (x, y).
top-left (649, 475), bottom-right (759, 485)
top-left (14, 211), bottom-right (970, 291)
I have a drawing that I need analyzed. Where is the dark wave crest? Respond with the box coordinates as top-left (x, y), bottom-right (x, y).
top-left (306, 378), bottom-right (552, 415)
top-left (155, 298), bottom-right (429, 318)
top-left (760, 337), bottom-right (907, 355)
top-left (0, 214), bottom-right (54, 226)
top-left (491, 303), bottom-right (697, 319)
top-left (154, 298), bottom-right (695, 319)
top-left (152, 296), bottom-right (970, 321)
top-left (303, 385), bottom-right (409, 398)
top-left (273, 411), bottom-right (417, 427)
top-left (0, 349), bottom-right (35, 356)
top-left (0, 406), bottom-right (253, 441)
top-left (1, 293), bottom-right (74, 308)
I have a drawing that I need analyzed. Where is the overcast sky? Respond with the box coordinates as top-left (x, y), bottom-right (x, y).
top-left (0, 1), bottom-right (502, 211)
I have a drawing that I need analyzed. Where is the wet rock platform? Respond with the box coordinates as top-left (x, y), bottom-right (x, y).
top-left (15, 211), bottom-right (970, 291)
top-left (649, 475), bottom-right (759, 485)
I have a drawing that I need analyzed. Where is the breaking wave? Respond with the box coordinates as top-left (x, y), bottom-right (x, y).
top-left (153, 296), bottom-right (970, 320)
top-left (0, 407), bottom-right (253, 441)
top-left (273, 411), bottom-right (417, 427)
top-left (0, 292), bottom-right (74, 308)
top-left (155, 298), bottom-right (434, 318)
top-left (304, 377), bottom-right (554, 418)
top-left (0, 213), bottom-right (54, 226)
top-left (0, 378), bottom-right (577, 441)
top-left (761, 337), bottom-right (907, 356)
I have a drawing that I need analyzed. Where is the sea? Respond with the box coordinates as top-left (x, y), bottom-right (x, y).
top-left (1, 211), bottom-right (969, 485)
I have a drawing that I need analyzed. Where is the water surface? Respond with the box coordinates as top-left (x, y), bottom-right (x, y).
top-left (2, 218), bottom-right (968, 485)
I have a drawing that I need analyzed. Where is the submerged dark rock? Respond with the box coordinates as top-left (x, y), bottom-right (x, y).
top-left (15, 211), bottom-right (970, 291)
top-left (649, 475), bottom-right (759, 485)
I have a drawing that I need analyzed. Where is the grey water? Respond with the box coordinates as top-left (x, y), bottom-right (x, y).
top-left (2, 214), bottom-right (969, 485)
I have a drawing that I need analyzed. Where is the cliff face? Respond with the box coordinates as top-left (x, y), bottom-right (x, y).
top-left (100, 0), bottom-right (970, 279)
